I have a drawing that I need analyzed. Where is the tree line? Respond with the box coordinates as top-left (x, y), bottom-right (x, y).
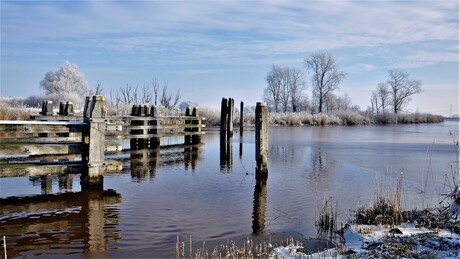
top-left (264, 50), bottom-right (422, 115)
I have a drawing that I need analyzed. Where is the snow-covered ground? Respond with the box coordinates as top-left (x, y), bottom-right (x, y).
top-left (271, 222), bottom-right (460, 258)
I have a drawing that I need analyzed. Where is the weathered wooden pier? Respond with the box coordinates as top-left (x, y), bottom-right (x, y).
top-left (0, 96), bottom-right (205, 189)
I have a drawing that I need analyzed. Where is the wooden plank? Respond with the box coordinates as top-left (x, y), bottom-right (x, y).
top-left (106, 131), bottom-right (206, 140)
top-left (0, 136), bottom-right (82, 143)
top-left (0, 120), bottom-right (87, 126)
top-left (0, 162), bottom-right (85, 177)
top-left (0, 143), bottom-right (85, 156)
top-left (0, 123), bottom-right (86, 133)
top-left (105, 141), bottom-right (122, 152)
top-left (0, 160), bottom-right (122, 178)
top-left (30, 114), bottom-right (83, 121)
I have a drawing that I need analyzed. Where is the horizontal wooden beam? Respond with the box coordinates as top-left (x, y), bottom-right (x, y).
top-left (0, 160), bottom-right (122, 178)
top-left (0, 143), bottom-right (85, 156)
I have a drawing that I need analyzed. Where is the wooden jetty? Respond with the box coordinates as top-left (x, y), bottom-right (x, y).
top-left (0, 96), bottom-right (205, 189)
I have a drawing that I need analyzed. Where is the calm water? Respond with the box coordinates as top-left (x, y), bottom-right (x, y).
top-left (1, 120), bottom-right (458, 258)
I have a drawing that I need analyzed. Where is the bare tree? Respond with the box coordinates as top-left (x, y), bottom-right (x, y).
top-left (376, 82), bottom-right (390, 113)
top-left (141, 85), bottom-right (152, 104)
top-left (264, 65), bottom-right (306, 112)
top-left (264, 65), bottom-right (283, 112)
top-left (160, 84), bottom-right (181, 109)
top-left (90, 81), bottom-right (104, 96)
top-left (304, 51), bottom-right (346, 113)
top-left (387, 69), bottom-right (422, 113)
top-left (289, 68), bottom-right (307, 112)
top-left (151, 78), bottom-right (160, 106)
top-left (120, 84), bottom-right (134, 104)
top-left (370, 92), bottom-right (378, 115)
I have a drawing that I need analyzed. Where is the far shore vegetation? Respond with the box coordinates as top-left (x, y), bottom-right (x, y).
top-left (0, 56), bottom-right (448, 127)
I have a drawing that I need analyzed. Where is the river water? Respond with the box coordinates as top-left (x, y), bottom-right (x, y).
top-left (1, 120), bottom-right (458, 258)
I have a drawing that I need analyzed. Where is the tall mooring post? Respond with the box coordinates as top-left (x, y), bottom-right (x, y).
top-left (240, 101), bottom-right (244, 135)
top-left (220, 97), bottom-right (234, 138)
top-left (255, 102), bottom-right (268, 177)
top-left (82, 95), bottom-right (106, 189)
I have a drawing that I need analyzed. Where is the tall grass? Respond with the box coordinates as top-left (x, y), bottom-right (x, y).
top-left (354, 173), bottom-right (403, 226)
top-left (175, 235), bottom-right (303, 258)
top-left (0, 99), bottom-right (36, 120)
top-left (315, 198), bottom-right (338, 238)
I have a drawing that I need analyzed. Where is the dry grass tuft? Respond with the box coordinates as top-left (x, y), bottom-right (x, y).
top-left (354, 174), bottom-right (403, 226)
top-left (315, 198), bottom-right (338, 238)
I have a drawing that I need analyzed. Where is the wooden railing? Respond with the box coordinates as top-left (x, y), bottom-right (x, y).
top-left (0, 96), bottom-right (205, 188)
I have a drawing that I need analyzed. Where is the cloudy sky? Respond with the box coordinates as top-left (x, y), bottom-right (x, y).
top-left (1, 0), bottom-right (458, 115)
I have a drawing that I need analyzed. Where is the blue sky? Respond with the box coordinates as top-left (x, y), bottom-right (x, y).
top-left (1, 0), bottom-right (458, 116)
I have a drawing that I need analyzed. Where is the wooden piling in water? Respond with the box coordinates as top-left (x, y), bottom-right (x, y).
top-left (227, 98), bottom-right (234, 136)
top-left (255, 102), bottom-right (268, 176)
top-left (220, 97), bottom-right (235, 138)
top-left (240, 101), bottom-right (244, 134)
top-left (82, 95), bottom-right (106, 189)
top-left (220, 98), bottom-right (228, 134)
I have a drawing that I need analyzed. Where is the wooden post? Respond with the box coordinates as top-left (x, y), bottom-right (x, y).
top-left (191, 107), bottom-right (201, 144)
top-left (220, 98), bottom-right (228, 136)
top-left (41, 100), bottom-right (53, 115)
top-left (255, 102), bottom-right (268, 176)
top-left (59, 102), bottom-right (66, 115)
top-left (240, 101), bottom-right (244, 135)
top-left (130, 105), bottom-right (148, 150)
top-left (65, 102), bottom-right (74, 116)
top-left (149, 105), bottom-right (160, 148)
top-left (82, 95), bottom-right (106, 189)
top-left (184, 107), bottom-right (192, 145)
top-left (227, 98), bottom-right (234, 136)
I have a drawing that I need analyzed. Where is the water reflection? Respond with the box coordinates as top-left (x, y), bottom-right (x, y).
top-left (184, 145), bottom-right (200, 170)
top-left (28, 175), bottom-right (74, 194)
top-left (252, 175), bottom-right (267, 235)
top-left (220, 134), bottom-right (233, 172)
top-left (130, 149), bottom-right (159, 182)
top-left (0, 189), bottom-right (121, 258)
top-left (309, 148), bottom-right (336, 178)
top-left (130, 144), bottom-right (202, 181)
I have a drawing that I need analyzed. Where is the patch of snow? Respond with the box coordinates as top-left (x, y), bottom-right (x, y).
top-left (270, 223), bottom-right (460, 258)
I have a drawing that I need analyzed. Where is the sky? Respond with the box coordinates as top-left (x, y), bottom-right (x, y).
top-left (1, 0), bottom-right (458, 116)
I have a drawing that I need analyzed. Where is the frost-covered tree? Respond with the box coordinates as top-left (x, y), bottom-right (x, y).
top-left (304, 51), bottom-right (346, 113)
top-left (40, 61), bottom-right (90, 108)
top-left (387, 69), bottom-right (422, 114)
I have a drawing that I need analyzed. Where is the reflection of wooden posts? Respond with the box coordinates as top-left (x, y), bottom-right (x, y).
top-left (219, 134), bottom-right (233, 171)
top-left (184, 145), bottom-right (199, 171)
top-left (252, 175), bottom-right (267, 235)
top-left (130, 149), bottom-right (149, 181)
top-left (255, 102), bottom-right (268, 176)
top-left (240, 101), bottom-right (244, 135)
top-left (40, 175), bottom-right (53, 194)
top-left (82, 95), bottom-right (106, 189)
top-left (86, 190), bottom-right (105, 252)
top-left (80, 189), bottom-right (122, 253)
